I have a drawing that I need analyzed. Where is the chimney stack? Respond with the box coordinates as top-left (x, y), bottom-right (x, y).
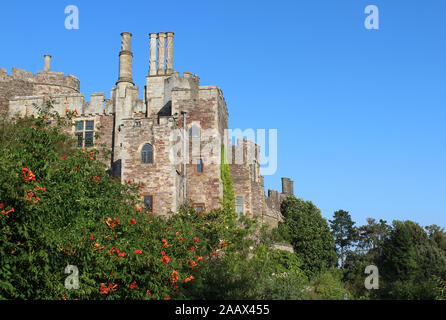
top-left (117, 32), bottom-right (134, 85)
top-left (44, 54), bottom-right (51, 72)
top-left (149, 33), bottom-right (158, 76)
top-left (157, 32), bottom-right (166, 75)
top-left (281, 177), bottom-right (294, 195)
top-left (166, 32), bottom-right (174, 74)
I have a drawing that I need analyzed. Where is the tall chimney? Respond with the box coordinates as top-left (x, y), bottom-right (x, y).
top-left (149, 33), bottom-right (158, 76)
top-left (117, 32), bottom-right (134, 85)
top-left (281, 177), bottom-right (294, 195)
top-left (44, 54), bottom-right (51, 72)
top-left (157, 32), bottom-right (166, 75)
top-left (166, 32), bottom-right (174, 74)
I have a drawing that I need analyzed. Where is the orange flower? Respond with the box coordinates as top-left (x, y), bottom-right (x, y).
top-left (197, 256), bottom-right (204, 262)
top-left (161, 255), bottom-right (171, 264)
top-left (116, 248), bottom-right (125, 258)
top-left (100, 283), bottom-right (108, 295)
top-left (219, 240), bottom-right (228, 248)
top-left (164, 295), bottom-right (170, 300)
top-left (22, 168), bottom-right (36, 182)
top-left (94, 243), bottom-right (105, 251)
top-left (107, 283), bottom-right (118, 292)
top-left (189, 259), bottom-right (198, 269)
top-left (129, 281), bottom-right (137, 290)
top-left (170, 270), bottom-right (179, 284)
top-left (184, 275), bottom-right (195, 283)
top-left (1, 207), bottom-right (14, 216)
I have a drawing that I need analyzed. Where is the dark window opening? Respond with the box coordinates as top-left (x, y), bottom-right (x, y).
top-left (196, 159), bottom-right (203, 173)
top-left (144, 195), bottom-right (153, 212)
top-left (141, 144), bottom-right (153, 164)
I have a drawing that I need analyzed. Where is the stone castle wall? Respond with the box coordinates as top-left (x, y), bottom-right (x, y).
top-left (0, 65), bottom-right (79, 116)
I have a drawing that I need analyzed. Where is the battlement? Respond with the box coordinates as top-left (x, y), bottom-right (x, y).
top-left (7, 91), bottom-right (111, 118)
top-left (0, 65), bottom-right (80, 94)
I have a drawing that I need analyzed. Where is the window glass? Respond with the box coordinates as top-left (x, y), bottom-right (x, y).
top-left (84, 132), bottom-right (94, 147)
top-left (236, 196), bottom-right (243, 218)
top-left (141, 144), bottom-right (153, 163)
top-left (189, 125), bottom-right (200, 138)
top-left (75, 120), bottom-right (94, 148)
top-left (197, 159), bottom-right (203, 173)
top-left (144, 196), bottom-right (153, 212)
top-left (75, 121), bottom-right (83, 131)
top-left (85, 120), bottom-right (94, 131)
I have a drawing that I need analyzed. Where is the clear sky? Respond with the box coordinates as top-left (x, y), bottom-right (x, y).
top-left (1, 0), bottom-right (445, 227)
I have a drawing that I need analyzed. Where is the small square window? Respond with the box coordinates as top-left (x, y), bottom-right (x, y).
top-left (85, 120), bottom-right (94, 131)
top-left (75, 121), bottom-right (84, 131)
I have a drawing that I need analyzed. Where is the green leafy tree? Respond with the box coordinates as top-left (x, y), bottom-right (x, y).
top-left (356, 218), bottom-right (391, 259)
top-left (329, 210), bottom-right (357, 268)
top-left (278, 196), bottom-right (337, 277)
top-left (378, 220), bottom-right (446, 299)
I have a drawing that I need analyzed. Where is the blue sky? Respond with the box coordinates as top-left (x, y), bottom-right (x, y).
top-left (1, 0), bottom-right (445, 227)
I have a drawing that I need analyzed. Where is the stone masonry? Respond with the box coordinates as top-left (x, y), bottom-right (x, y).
top-left (0, 32), bottom-right (295, 228)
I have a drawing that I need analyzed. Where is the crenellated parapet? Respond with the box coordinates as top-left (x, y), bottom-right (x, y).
top-left (7, 92), bottom-right (113, 118)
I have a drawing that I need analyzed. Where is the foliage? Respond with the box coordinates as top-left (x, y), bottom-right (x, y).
top-left (377, 220), bottom-right (446, 299)
top-left (309, 269), bottom-right (348, 300)
top-left (278, 196), bottom-right (337, 277)
top-left (329, 210), bottom-right (357, 268)
top-left (220, 143), bottom-right (235, 212)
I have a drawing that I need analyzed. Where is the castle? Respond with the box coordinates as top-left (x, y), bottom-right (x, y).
top-left (0, 32), bottom-right (295, 228)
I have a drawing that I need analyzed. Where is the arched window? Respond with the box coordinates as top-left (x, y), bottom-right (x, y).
top-left (189, 125), bottom-right (200, 138)
top-left (141, 144), bottom-right (153, 164)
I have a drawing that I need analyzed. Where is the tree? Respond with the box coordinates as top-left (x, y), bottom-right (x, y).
top-left (356, 218), bottom-right (391, 259)
top-left (378, 220), bottom-right (446, 299)
top-left (278, 196), bottom-right (337, 277)
top-left (329, 210), bottom-right (357, 268)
